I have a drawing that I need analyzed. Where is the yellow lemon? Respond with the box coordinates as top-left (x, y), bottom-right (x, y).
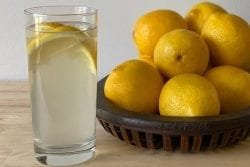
top-left (205, 65), bottom-right (250, 114)
top-left (201, 13), bottom-right (250, 71)
top-left (133, 10), bottom-right (187, 57)
top-left (138, 55), bottom-right (155, 67)
top-left (205, 60), bottom-right (214, 72)
top-left (104, 60), bottom-right (164, 113)
top-left (159, 73), bottom-right (220, 117)
top-left (154, 29), bottom-right (209, 78)
top-left (185, 2), bottom-right (226, 34)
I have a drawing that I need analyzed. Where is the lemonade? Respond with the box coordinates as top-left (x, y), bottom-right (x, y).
top-left (26, 22), bottom-right (97, 151)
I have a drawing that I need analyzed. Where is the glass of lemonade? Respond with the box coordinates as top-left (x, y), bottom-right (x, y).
top-left (24, 6), bottom-right (97, 166)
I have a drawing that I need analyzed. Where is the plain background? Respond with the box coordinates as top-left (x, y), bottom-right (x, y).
top-left (0, 0), bottom-right (249, 80)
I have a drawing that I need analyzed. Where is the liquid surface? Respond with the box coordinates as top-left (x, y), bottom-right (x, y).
top-left (26, 22), bottom-right (97, 149)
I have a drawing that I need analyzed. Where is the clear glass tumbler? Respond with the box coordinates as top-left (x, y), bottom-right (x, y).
top-left (24, 6), bottom-right (97, 166)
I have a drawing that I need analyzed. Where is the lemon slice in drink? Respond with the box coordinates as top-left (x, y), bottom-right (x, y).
top-left (27, 23), bottom-right (79, 54)
top-left (27, 23), bottom-right (96, 74)
top-left (34, 22), bottom-right (63, 31)
top-left (26, 22), bottom-right (63, 45)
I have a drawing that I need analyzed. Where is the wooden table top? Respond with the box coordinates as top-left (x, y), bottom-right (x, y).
top-left (0, 82), bottom-right (249, 167)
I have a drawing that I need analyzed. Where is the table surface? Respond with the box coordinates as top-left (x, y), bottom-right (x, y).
top-left (0, 82), bottom-right (249, 167)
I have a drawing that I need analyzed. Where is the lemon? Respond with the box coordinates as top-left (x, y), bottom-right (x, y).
top-left (205, 66), bottom-right (250, 114)
top-left (33, 22), bottom-right (63, 32)
top-left (185, 2), bottom-right (226, 34)
top-left (201, 13), bottom-right (250, 71)
top-left (27, 24), bottom-right (83, 55)
top-left (154, 29), bottom-right (209, 78)
top-left (138, 55), bottom-right (155, 67)
top-left (27, 23), bottom-right (96, 74)
top-left (159, 73), bottom-right (220, 117)
top-left (26, 22), bottom-right (63, 48)
top-left (205, 60), bottom-right (214, 72)
top-left (133, 10), bottom-right (187, 57)
top-left (104, 60), bottom-right (164, 113)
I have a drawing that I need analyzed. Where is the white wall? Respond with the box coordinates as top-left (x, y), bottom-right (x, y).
top-left (0, 0), bottom-right (249, 80)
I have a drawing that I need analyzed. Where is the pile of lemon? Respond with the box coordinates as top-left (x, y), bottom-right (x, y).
top-left (104, 2), bottom-right (250, 117)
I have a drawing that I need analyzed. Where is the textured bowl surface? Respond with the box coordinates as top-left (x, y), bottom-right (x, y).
top-left (97, 77), bottom-right (250, 152)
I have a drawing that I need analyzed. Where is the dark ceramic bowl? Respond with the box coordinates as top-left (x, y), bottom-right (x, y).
top-left (97, 77), bottom-right (250, 152)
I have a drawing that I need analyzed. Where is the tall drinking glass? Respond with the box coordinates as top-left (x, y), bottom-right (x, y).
top-left (24, 6), bottom-right (97, 166)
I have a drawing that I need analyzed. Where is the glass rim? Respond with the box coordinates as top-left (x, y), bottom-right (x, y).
top-left (24, 5), bottom-right (97, 16)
